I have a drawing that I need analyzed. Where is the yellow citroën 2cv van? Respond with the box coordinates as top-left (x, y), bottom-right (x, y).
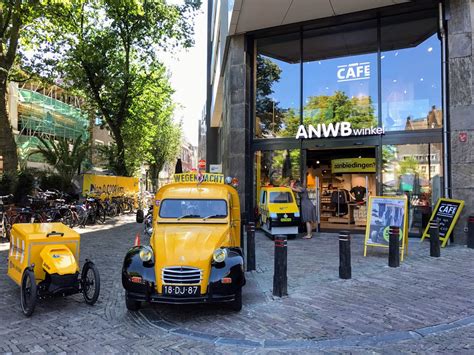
top-left (122, 173), bottom-right (245, 311)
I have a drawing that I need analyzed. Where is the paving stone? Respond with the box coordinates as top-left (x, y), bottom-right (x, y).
top-left (0, 216), bottom-right (473, 352)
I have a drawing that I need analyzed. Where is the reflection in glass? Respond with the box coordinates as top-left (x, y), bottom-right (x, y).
top-left (255, 150), bottom-right (301, 207)
top-left (381, 29), bottom-right (442, 131)
top-left (301, 21), bottom-right (378, 136)
top-left (256, 33), bottom-right (300, 138)
top-left (382, 144), bottom-right (443, 236)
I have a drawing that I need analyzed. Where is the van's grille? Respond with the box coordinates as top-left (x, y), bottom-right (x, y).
top-left (162, 266), bottom-right (202, 284)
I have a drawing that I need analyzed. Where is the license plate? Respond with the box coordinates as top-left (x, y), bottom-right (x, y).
top-left (163, 285), bottom-right (200, 296)
top-left (281, 218), bottom-right (292, 222)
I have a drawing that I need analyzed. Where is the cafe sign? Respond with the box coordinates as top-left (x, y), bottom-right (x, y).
top-left (295, 122), bottom-right (384, 139)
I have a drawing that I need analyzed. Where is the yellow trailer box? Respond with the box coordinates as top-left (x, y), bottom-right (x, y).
top-left (8, 223), bottom-right (80, 286)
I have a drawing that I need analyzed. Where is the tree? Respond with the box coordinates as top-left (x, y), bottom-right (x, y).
top-left (255, 54), bottom-right (284, 137)
top-left (25, 0), bottom-right (200, 176)
top-left (0, 1), bottom-right (41, 173)
top-left (123, 65), bottom-right (181, 190)
top-left (32, 135), bottom-right (90, 190)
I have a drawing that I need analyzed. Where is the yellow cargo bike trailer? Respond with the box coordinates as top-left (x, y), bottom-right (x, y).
top-left (8, 223), bottom-right (100, 316)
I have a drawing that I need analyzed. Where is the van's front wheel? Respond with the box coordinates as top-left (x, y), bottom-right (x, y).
top-left (229, 289), bottom-right (242, 312)
top-left (125, 292), bottom-right (141, 311)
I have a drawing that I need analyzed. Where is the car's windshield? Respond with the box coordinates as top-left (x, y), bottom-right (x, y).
top-left (159, 199), bottom-right (228, 219)
top-left (269, 191), bottom-right (293, 203)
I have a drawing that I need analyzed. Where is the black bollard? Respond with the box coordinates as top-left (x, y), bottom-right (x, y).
top-left (388, 226), bottom-right (400, 268)
top-left (468, 216), bottom-right (474, 249)
top-left (429, 220), bottom-right (441, 257)
top-left (339, 231), bottom-right (351, 279)
top-left (246, 222), bottom-right (256, 271)
top-left (273, 235), bottom-right (288, 297)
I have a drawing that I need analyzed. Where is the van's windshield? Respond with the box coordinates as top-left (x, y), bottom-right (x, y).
top-left (159, 199), bottom-right (228, 219)
top-left (269, 192), bottom-right (293, 203)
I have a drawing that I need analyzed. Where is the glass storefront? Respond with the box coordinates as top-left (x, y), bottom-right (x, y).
top-left (255, 33), bottom-right (300, 138)
top-left (303, 21), bottom-right (378, 132)
top-left (382, 143), bottom-right (443, 235)
top-left (251, 7), bottom-right (444, 235)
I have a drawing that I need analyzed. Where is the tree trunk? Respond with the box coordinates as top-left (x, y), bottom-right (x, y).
top-left (108, 122), bottom-right (128, 176)
top-left (0, 79), bottom-right (18, 173)
top-left (150, 164), bottom-right (159, 192)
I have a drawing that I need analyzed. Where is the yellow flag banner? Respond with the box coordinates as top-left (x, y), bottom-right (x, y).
top-left (82, 174), bottom-right (139, 197)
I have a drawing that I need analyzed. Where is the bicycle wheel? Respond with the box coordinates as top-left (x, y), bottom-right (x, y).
top-left (62, 209), bottom-right (75, 227)
top-left (96, 204), bottom-right (106, 224)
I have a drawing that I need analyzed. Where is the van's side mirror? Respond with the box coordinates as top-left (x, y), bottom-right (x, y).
top-left (136, 209), bottom-right (144, 223)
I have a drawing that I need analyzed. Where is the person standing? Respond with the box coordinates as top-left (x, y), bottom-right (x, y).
top-left (291, 180), bottom-right (317, 239)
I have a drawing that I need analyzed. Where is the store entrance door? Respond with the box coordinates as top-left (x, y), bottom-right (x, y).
top-left (306, 147), bottom-right (376, 233)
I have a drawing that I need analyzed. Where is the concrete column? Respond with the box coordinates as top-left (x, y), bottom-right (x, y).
top-left (447, 0), bottom-right (474, 243)
top-left (222, 35), bottom-right (250, 213)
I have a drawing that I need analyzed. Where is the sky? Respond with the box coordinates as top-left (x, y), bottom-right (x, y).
top-left (161, 0), bottom-right (207, 147)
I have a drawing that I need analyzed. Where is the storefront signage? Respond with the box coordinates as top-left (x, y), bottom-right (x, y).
top-left (331, 158), bottom-right (376, 173)
top-left (364, 196), bottom-right (409, 261)
top-left (421, 198), bottom-right (465, 247)
top-left (82, 174), bottom-right (139, 197)
top-left (337, 62), bottom-right (371, 82)
top-left (173, 173), bottom-right (224, 184)
top-left (209, 164), bottom-right (222, 173)
top-left (295, 122), bottom-right (384, 139)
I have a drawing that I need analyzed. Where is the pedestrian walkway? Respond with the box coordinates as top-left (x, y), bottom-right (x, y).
top-left (140, 230), bottom-right (474, 349)
top-left (0, 219), bottom-right (473, 352)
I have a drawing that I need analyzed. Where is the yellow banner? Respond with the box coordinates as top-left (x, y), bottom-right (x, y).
top-left (82, 174), bottom-right (139, 197)
top-left (173, 173), bottom-right (224, 184)
top-left (331, 158), bottom-right (376, 173)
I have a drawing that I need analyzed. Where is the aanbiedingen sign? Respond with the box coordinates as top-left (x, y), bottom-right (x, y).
top-left (295, 122), bottom-right (385, 139)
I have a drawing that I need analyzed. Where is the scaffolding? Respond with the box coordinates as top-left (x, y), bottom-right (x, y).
top-left (17, 89), bottom-right (90, 142)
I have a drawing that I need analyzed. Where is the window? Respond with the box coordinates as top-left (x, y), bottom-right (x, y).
top-left (303, 21), bottom-right (378, 131)
top-left (255, 33), bottom-right (300, 138)
top-left (382, 143), bottom-right (443, 236)
top-left (381, 13), bottom-right (441, 131)
top-left (269, 191), bottom-right (293, 203)
top-left (159, 199), bottom-right (228, 219)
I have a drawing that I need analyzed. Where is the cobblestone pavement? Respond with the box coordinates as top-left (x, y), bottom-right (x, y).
top-left (0, 217), bottom-right (473, 353)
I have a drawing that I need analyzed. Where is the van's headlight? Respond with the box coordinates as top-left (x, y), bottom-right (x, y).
top-left (294, 212), bottom-right (300, 217)
top-left (270, 213), bottom-right (277, 218)
top-left (212, 248), bottom-right (227, 263)
top-left (139, 247), bottom-right (153, 262)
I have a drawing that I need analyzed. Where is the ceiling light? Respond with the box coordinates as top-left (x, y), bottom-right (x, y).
top-left (316, 160), bottom-right (320, 164)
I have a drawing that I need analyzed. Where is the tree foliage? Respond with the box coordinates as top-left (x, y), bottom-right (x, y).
top-left (0, 0), bottom-right (64, 173)
top-left (31, 135), bottom-right (90, 190)
top-left (24, 0), bottom-right (200, 176)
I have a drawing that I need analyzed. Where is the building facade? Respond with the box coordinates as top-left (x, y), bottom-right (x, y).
top-left (206, 0), bottom-right (473, 242)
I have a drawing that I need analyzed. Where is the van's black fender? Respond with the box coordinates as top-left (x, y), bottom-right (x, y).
top-left (208, 247), bottom-right (245, 296)
top-left (121, 246), bottom-right (156, 294)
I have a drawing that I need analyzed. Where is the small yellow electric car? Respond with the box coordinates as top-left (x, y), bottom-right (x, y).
top-left (122, 173), bottom-right (245, 311)
top-left (258, 186), bottom-right (300, 237)
top-left (8, 223), bottom-right (100, 316)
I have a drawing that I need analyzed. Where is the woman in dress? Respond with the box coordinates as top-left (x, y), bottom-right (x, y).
top-left (291, 180), bottom-right (317, 239)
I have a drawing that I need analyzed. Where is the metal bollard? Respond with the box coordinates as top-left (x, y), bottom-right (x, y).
top-left (246, 222), bottom-right (256, 271)
top-left (468, 216), bottom-right (474, 249)
top-left (429, 220), bottom-right (441, 257)
top-left (273, 235), bottom-right (288, 297)
top-left (339, 231), bottom-right (351, 279)
top-left (388, 226), bottom-right (400, 268)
